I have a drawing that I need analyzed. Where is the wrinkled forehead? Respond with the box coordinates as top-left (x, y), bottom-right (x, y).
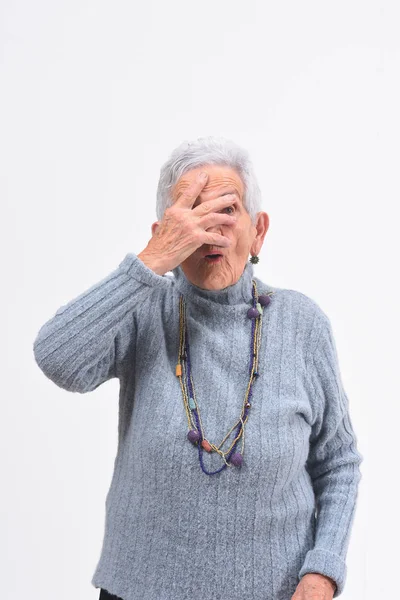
top-left (172, 166), bottom-right (245, 202)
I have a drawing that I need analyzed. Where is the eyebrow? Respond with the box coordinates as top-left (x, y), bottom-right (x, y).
top-left (193, 192), bottom-right (240, 205)
top-left (189, 189), bottom-right (241, 206)
top-left (218, 188), bottom-right (242, 199)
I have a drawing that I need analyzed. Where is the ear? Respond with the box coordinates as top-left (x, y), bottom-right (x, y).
top-left (250, 212), bottom-right (269, 256)
top-left (151, 221), bottom-right (160, 237)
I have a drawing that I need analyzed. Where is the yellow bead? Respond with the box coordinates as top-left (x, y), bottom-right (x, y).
top-left (176, 364), bottom-right (182, 376)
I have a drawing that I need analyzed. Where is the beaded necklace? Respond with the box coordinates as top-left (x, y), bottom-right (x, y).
top-left (175, 278), bottom-right (274, 476)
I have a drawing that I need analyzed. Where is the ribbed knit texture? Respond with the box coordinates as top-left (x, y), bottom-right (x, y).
top-left (33, 253), bottom-right (363, 600)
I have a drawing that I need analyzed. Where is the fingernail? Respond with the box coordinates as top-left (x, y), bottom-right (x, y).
top-left (199, 172), bottom-right (208, 180)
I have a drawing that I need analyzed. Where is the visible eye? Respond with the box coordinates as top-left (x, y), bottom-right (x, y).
top-left (221, 205), bottom-right (235, 215)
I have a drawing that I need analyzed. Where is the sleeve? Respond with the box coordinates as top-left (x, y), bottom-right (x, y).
top-left (33, 253), bottom-right (172, 393)
top-left (298, 315), bottom-right (363, 597)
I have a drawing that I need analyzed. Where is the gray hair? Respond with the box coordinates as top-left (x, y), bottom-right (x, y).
top-left (155, 136), bottom-right (262, 226)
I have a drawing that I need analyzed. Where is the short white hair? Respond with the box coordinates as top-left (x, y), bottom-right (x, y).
top-left (156, 136), bottom-right (262, 225)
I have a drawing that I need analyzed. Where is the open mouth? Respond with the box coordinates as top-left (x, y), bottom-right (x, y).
top-left (204, 254), bottom-right (223, 263)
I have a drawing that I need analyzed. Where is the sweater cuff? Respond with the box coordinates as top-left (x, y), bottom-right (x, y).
top-left (298, 548), bottom-right (347, 597)
top-left (118, 253), bottom-right (173, 289)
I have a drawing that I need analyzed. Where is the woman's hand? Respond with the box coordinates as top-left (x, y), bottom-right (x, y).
top-left (138, 171), bottom-right (237, 275)
top-left (291, 573), bottom-right (336, 600)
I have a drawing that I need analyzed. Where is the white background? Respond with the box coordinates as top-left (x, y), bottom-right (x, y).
top-left (1, 0), bottom-right (396, 598)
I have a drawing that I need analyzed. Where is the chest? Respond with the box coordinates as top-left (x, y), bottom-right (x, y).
top-left (129, 298), bottom-right (313, 481)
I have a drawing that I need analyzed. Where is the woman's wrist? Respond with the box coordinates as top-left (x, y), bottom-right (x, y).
top-left (137, 249), bottom-right (168, 276)
top-left (301, 572), bottom-right (337, 592)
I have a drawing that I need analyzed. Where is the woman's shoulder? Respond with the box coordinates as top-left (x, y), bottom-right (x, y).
top-left (255, 279), bottom-right (330, 328)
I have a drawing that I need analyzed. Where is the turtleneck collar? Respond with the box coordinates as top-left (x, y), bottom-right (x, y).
top-left (171, 260), bottom-right (257, 306)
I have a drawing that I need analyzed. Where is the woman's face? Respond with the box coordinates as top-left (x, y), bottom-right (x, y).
top-left (170, 165), bottom-right (269, 290)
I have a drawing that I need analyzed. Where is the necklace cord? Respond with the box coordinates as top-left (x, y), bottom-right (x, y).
top-left (176, 280), bottom-right (274, 474)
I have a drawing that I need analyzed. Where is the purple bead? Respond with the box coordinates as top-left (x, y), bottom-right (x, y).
top-left (187, 429), bottom-right (200, 444)
top-left (230, 452), bottom-right (243, 467)
top-left (258, 294), bottom-right (271, 307)
top-left (247, 307), bottom-right (259, 319)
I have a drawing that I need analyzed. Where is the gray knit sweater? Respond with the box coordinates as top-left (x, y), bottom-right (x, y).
top-left (33, 252), bottom-right (362, 600)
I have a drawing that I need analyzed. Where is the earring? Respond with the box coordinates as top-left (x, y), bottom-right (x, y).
top-left (250, 255), bottom-right (259, 264)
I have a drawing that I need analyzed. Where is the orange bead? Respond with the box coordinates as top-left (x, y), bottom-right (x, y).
top-left (175, 364), bottom-right (182, 376)
top-left (201, 440), bottom-right (212, 452)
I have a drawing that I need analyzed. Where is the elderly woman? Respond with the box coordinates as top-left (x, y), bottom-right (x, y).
top-left (33, 136), bottom-right (362, 600)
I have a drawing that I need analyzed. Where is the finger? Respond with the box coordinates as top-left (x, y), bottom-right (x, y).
top-left (202, 232), bottom-right (232, 248)
top-left (174, 171), bottom-right (209, 209)
top-left (200, 212), bottom-right (236, 230)
top-left (193, 193), bottom-right (237, 216)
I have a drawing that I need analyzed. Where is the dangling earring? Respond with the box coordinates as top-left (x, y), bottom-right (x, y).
top-left (250, 255), bottom-right (259, 264)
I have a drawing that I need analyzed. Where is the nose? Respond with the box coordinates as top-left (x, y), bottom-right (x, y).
top-left (204, 223), bottom-right (229, 247)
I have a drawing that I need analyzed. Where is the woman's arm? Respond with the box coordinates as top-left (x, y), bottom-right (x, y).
top-left (298, 314), bottom-right (363, 597)
top-left (33, 253), bottom-right (172, 393)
